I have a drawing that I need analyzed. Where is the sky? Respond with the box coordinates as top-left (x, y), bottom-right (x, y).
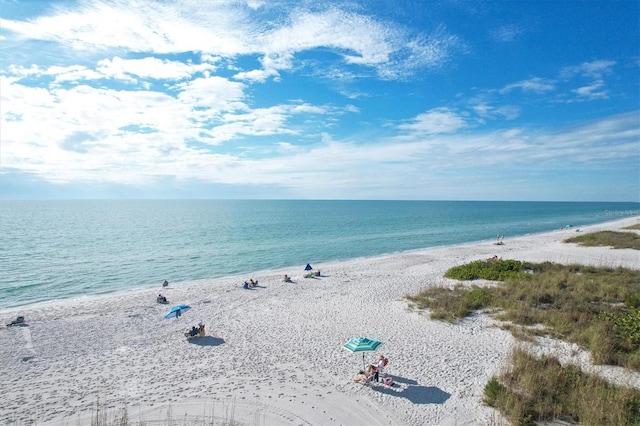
top-left (1, 0), bottom-right (639, 201)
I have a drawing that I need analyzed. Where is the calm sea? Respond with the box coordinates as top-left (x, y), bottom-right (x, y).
top-left (1, 200), bottom-right (638, 309)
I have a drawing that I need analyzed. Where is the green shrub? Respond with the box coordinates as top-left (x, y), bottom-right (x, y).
top-left (483, 376), bottom-right (505, 406)
top-left (602, 309), bottom-right (640, 346)
top-left (444, 259), bottom-right (524, 281)
top-left (465, 287), bottom-right (493, 309)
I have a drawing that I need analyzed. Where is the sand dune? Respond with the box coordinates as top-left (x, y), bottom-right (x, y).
top-left (1, 217), bottom-right (638, 425)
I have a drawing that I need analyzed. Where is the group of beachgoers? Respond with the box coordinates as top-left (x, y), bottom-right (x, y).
top-left (242, 264), bottom-right (322, 288)
top-left (353, 354), bottom-right (391, 385)
top-left (242, 278), bottom-right (259, 289)
top-left (184, 322), bottom-right (206, 338)
top-left (304, 269), bottom-right (321, 278)
top-left (157, 280), bottom-right (205, 339)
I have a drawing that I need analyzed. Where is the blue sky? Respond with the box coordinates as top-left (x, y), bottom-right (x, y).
top-left (1, 0), bottom-right (638, 201)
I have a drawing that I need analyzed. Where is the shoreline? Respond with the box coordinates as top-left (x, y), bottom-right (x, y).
top-left (2, 215), bottom-right (637, 313)
top-left (0, 216), bottom-right (638, 425)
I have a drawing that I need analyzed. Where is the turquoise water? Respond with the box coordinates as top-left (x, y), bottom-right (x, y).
top-left (1, 200), bottom-right (638, 309)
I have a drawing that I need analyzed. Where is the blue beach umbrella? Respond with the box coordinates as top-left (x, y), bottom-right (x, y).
top-left (305, 263), bottom-right (313, 271)
top-left (164, 304), bottom-right (191, 319)
top-left (343, 337), bottom-right (384, 370)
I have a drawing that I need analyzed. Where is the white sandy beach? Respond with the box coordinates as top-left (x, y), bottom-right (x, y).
top-left (1, 217), bottom-right (639, 426)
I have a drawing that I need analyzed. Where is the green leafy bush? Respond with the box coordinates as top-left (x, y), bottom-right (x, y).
top-left (602, 309), bottom-right (640, 347)
top-left (483, 376), bottom-right (505, 407)
top-left (444, 259), bottom-right (524, 281)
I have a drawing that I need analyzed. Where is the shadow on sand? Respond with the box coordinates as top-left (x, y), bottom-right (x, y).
top-left (188, 336), bottom-right (225, 347)
top-left (386, 375), bottom-right (418, 385)
top-left (372, 375), bottom-right (451, 405)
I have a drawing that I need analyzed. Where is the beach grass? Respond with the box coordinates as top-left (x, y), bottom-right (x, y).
top-left (624, 224), bottom-right (640, 231)
top-left (484, 348), bottom-right (640, 425)
top-left (405, 260), bottom-right (640, 370)
top-left (564, 230), bottom-right (640, 250)
top-left (407, 257), bottom-right (640, 423)
top-left (79, 399), bottom-right (249, 426)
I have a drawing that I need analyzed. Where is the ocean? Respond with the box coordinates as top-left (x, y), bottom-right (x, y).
top-left (1, 200), bottom-right (638, 309)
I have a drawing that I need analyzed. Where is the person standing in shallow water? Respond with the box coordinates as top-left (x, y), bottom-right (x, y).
top-left (163, 280), bottom-right (169, 288)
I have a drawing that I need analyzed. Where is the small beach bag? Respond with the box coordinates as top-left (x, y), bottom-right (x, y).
top-left (384, 377), bottom-right (393, 386)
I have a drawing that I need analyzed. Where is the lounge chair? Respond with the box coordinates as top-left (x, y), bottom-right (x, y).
top-left (373, 357), bottom-right (389, 382)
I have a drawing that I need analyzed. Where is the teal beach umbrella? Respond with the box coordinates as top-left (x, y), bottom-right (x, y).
top-left (164, 304), bottom-right (191, 319)
top-left (343, 337), bottom-right (384, 370)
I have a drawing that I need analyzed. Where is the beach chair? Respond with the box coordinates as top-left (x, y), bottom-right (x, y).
top-left (373, 357), bottom-right (389, 382)
top-left (185, 323), bottom-right (206, 339)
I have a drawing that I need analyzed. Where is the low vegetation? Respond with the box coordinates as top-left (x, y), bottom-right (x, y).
top-left (624, 224), bottom-right (640, 231)
top-left (406, 254), bottom-right (640, 424)
top-left (484, 349), bottom-right (640, 425)
top-left (564, 230), bottom-right (640, 250)
top-left (406, 260), bottom-right (640, 370)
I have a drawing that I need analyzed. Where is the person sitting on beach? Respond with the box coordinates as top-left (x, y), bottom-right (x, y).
top-left (6, 316), bottom-right (25, 327)
top-left (188, 326), bottom-right (198, 337)
top-left (314, 270), bottom-right (321, 277)
top-left (353, 364), bottom-right (376, 383)
top-left (249, 278), bottom-right (258, 287)
top-left (373, 354), bottom-right (388, 382)
top-left (283, 274), bottom-right (293, 283)
top-left (243, 281), bottom-right (250, 289)
top-left (157, 294), bottom-right (167, 303)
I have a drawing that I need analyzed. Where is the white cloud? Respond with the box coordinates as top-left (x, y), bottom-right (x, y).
top-left (561, 60), bottom-right (616, 80)
top-left (2, 1), bottom-right (463, 87)
top-left (175, 76), bottom-right (247, 111)
top-left (0, 0), bottom-right (254, 55)
top-left (495, 105), bottom-right (520, 120)
top-left (500, 77), bottom-right (555, 94)
top-left (233, 68), bottom-right (279, 83)
top-left (97, 57), bottom-right (217, 81)
top-left (265, 8), bottom-right (394, 66)
top-left (572, 80), bottom-right (608, 100)
top-left (397, 108), bottom-right (467, 135)
top-left (471, 102), bottom-right (520, 120)
top-left (490, 24), bottom-right (524, 42)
